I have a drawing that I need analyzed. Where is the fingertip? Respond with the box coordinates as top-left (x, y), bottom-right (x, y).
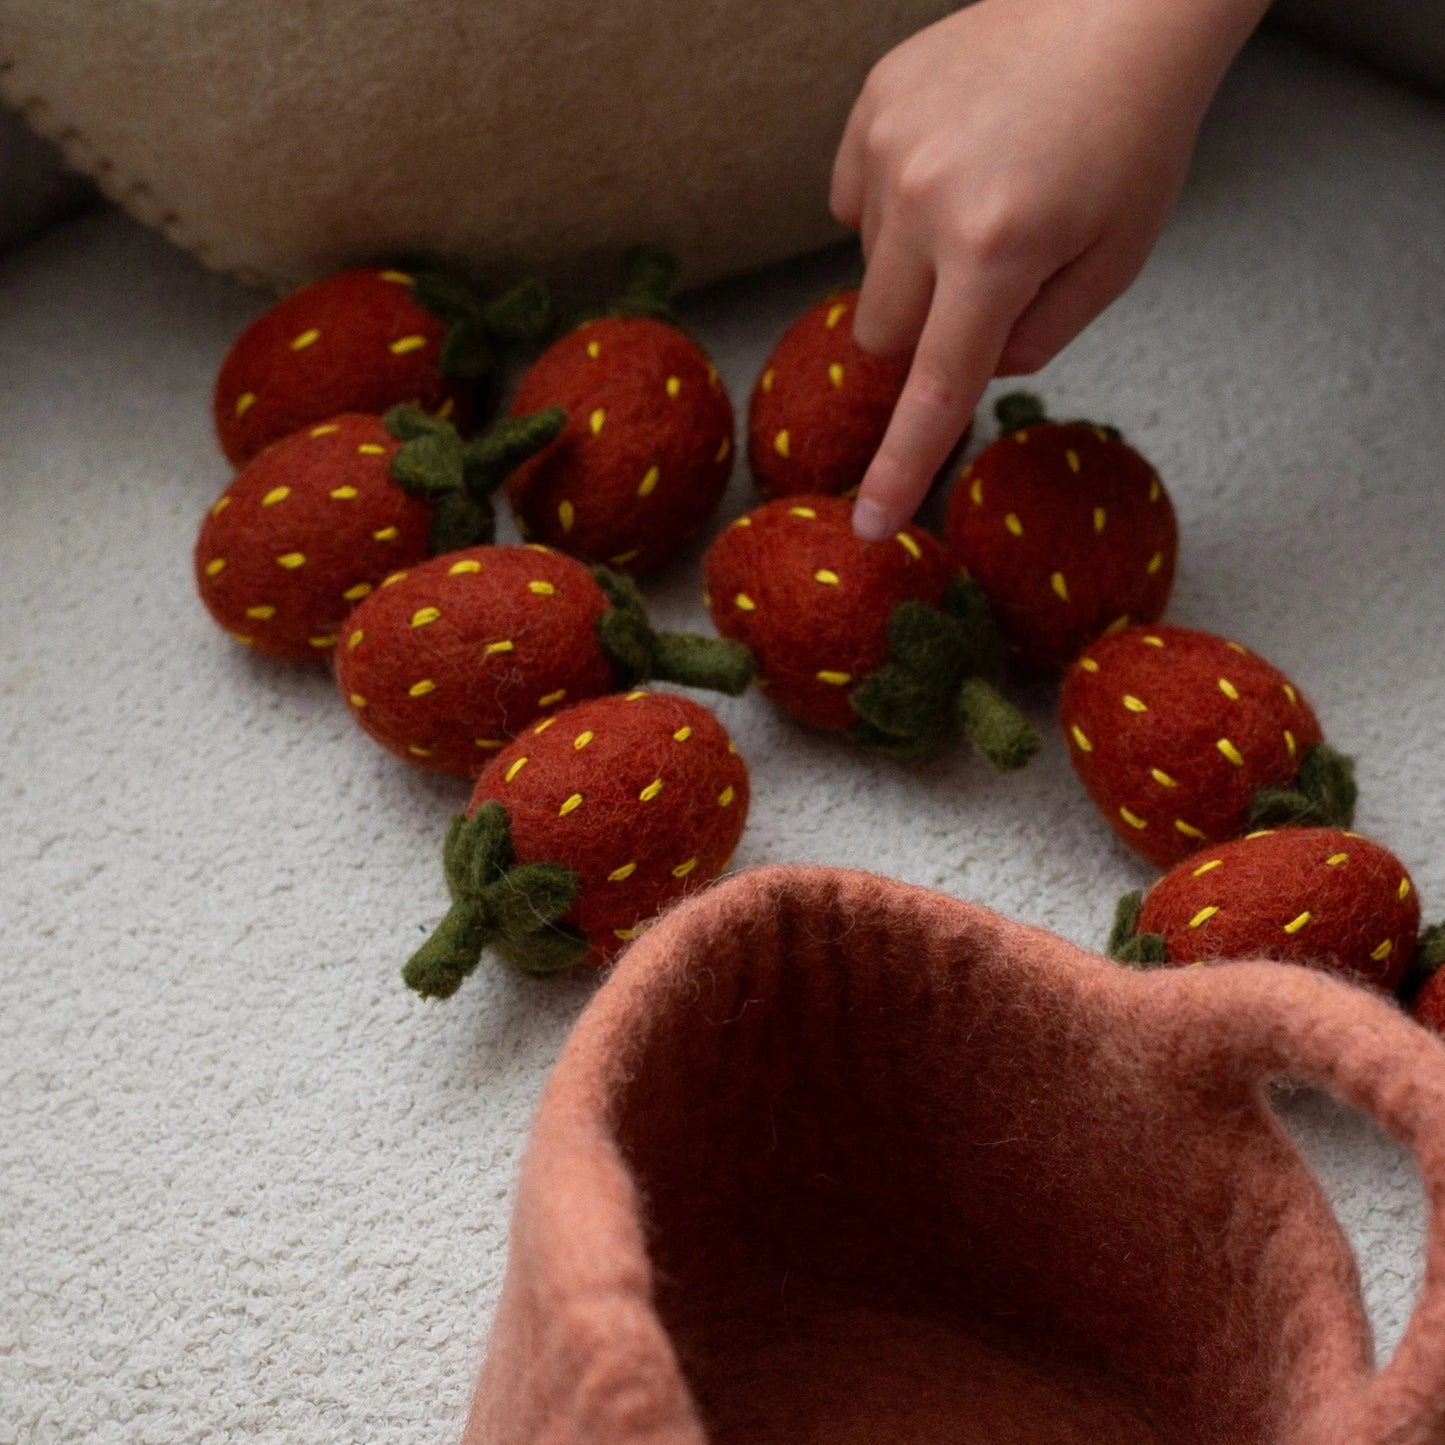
top-left (851, 496), bottom-right (894, 543)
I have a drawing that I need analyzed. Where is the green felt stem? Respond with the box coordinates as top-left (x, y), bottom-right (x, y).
top-left (649, 632), bottom-right (755, 695)
top-left (403, 901), bottom-right (491, 1000)
top-left (1248, 744), bottom-right (1357, 831)
top-left (482, 278), bottom-right (552, 345)
top-left (994, 391), bottom-right (1050, 432)
top-left (463, 407), bottom-right (566, 499)
top-left (955, 677), bottom-right (1041, 772)
top-left (612, 247), bottom-right (678, 317)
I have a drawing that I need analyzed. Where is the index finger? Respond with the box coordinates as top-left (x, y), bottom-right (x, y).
top-left (851, 270), bottom-right (1020, 541)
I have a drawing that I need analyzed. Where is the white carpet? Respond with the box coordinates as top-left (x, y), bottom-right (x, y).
top-left (2, 33), bottom-right (1443, 1444)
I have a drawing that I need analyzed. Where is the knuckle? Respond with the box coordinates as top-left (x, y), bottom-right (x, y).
top-left (904, 363), bottom-right (965, 420)
top-left (951, 193), bottom-right (1033, 264)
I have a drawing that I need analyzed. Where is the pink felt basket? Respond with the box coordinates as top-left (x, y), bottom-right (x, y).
top-left (466, 866), bottom-right (1445, 1444)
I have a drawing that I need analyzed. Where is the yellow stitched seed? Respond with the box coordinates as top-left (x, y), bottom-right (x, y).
top-left (1093, 507), bottom-right (1106, 534)
top-left (437, 400), bottom-right (454, 425)
top-left (1372, 939), bottom-right (1395, 962)
top-left (485, 640), bottom-right (514, 655)
top-left (761, 368), bottom-right (775, 392)
top-left (613, 928), bottom-right (637, 942)
top-left (673, 726), bottom-right (692, 742)
top-left (410, 607), bottom-right (441, 629)
top-left (1284, 729), bottom-right (1298, 759)
top-left (291, 328), bottom-right (321, 350)
top-left (626, 691), bottom-right (647, 701)
top-left (373, 527), bottom-right (399, 542)
top-left (896, 532), bottom-right (922, 560)
top-left (1218, 678), bottom-right (1240, 701)
top-left (205, 558), bottom-right (226, 576)
top-left (735, 593), bottom-right (756, 611)
top-left (1079, 657), bottom-right (1100, 673)
top-left (277, 552), bottom-right (306, 569)
top-left (731, 516), bottom-right (752, 528)
top-left (1283, 912), bottom-right (1312, 935)
top-left (1400, 877), bottom-right (1412, 900)
top-left (523, 543), bottom-right (551, 554)
top-left (1014, 431), bottom-right (1029, 443)
top-left (815, 569), bottom-right (840, 585)
top-left (789, 506), bottom-right (817, 519)
top-left (261, 485), bottom-right (290, 507)
top-left (1193, 859), bottom-right (1224, 877)
top-left (825, 302), bottom-right (848, 329)
top-left (1123, 694), bottom-right (1148, 713)
top-left (408, 679), bottom-right (436, 697)
top-left (1051, 572), bottom-right (1070, 602)
top-left (727, 739), bottom-right (738, 754)
top-left (1189, 906), bottom-right (1220, 929)
top-left (234, 392), bottom-right (256, 417)
top-left (718, 785), bottom-right (736, 807)
top-left (1149, 477), bottom-right (1161, 503)
top-left (817, 670), bottom-right (852, 685)
top-left (640, 778), bottom-right (664, 802)
top-left (702, 590), bottom-right (711, 608)
top-left (505, 757), bottom-right (529, 783)
top-left (1147, 552), bottom-right (1164, 575)
top-left (449, 559), bottom-right (482, 575)
top-left (1071, 725), bottom-right (1093, 753)
top-left (558, 500), bottom-right (575, 532)
top-left (528, 580), bottom-right (555, 596)
top-left (230, 634), bottom-right (253, 647)
top-left (538, 690), bottom-right (567, 707)
top-left (1283, 683), bottom-right (1298, 705)
top-left (611, 549), bottom-right (639, 566)
top-left (1217, 738), bottom-right (1245, 767)
top-left (1151, 768), bottom-right (1178, 789)
top-left (969, 476), bottom-right (983, 507)
top-left (559, 793), bottom-right (583, 817)
top-left (379, 269), bottom-right (414, 285)
top-left (1327, 853), bottom-right (1350, 867)
top-left (212, 495), bottom-right (231, 516)
top-left (774, 429), bottom-right (791, 458)
top-left (245, 605), bottom-right (276, 620)
top-left (715, 436), bottom-right (731, 463)
top-left (533, 717), bottom-right (557, 735)
top-left (348, 629), bottom-right (364, 650)
top-left (1066, 449), bottom-right (1081, 473)
top-left (573, 730), bottom-right (594, 749)
top-left (1245, 830), bottom-right (1275, 840)
top-left (1226, 640), bottom-right (1249, 654)
top-left (389, 335), bottom-right (428, 355)
top-left (407, 745), bottom-right (433, 758)
top-left (638, 466), bottom-right (660, 497)
top-left (310, 422), bottom-right (339, 437)
top-left (707, 363), bottom-right (718, 386)
top-left (828, 362), bottom-right (845, 388)
top-left (666, 375), bottom-right (681, 398)
top-left (349, 693), bottom-right (367, 708)
top-left (1005, 513), bottom-right (1024, 537)
top-left (1094, 427), bottom-right (1110, 443)
top-left (1105, 615), bottom-right (1131, 635)
top-left (1120, 806), bottom-right (1148, 830)
top-left (608, 862), bottom-right (636, 881)
top-left (672, 858), bottom-right (698, 878)
top-left (308, 635), bottom-right (336, 649)
top-left (1176, 820), bottom-right (1207, 841)
top-left (475, 738), bottom-right (504, 749)
top-left (587, 340), bottom-right (601, 359)
top-left (358, 443), bottom-right (387, 457)
top-left (589, 408), bottom-right (606, 436)
top-left (330, 485), bottom-right (359, 500)
top-left (1142, 635), bottom-right (1165, 648)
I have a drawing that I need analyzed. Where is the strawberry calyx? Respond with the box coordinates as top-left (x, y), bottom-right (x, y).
top-left (410, 272), bottom-right (553, 382)
top-left (1398, 924), bottom-right (1445, 1007)
top-left (404, 803), bottom-right (589, 996)
top-left (1247, 745), bottom-right (1358, 832)
top-left (848, 578), bottom-right (1042, 766)
top-left (592, 567), bottom-right (755, 695)
top-left (1107, 891), bottom-right (1169, 968)
top-left (993, 390), bottom-right (1122, 441)
top-left (385, 404), bottom-right (566, 553)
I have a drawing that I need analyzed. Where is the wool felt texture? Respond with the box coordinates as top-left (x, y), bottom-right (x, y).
top-left (409, 690), bottom-right (749, 990)
top-left (1410, 932), bottom-right (1445, 1033)
top-left (193, 407), bottom-right (564, 660)
top-left (746, 289), bottom-right (910, 499)
top-left (944, 395), bottom-right (1178, 672)
top-left (469, 864), bottom-right (1445, 1445)
top-left (1119, 827), bottom-right (1420, 991)
top-left (506, 317), bottom-right (735, 573)
top-left (333, 546), bottom-right (750, 777)
top-left (1059, 623), bottom-right (1352, 868)
top-left (6, 39), bottom-right (1445, 1440)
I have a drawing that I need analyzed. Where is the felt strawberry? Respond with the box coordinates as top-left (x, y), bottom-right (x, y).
top-left (504, 251), bottom-right (734, 573)
top-left (703, 495), bottom-right (1039, 763)
top-left (1060, 624), bottom-right (1355, 868)
top-left (1107, 827), bottom-right (1424, 993)
top-left (213, 267), bottom-right (550, 464)
top-left (403, 690), bottom-right (749, 990)
top-left (195, 406), bottom-right (564, 660)
top-left (1402, 929), bottom-right (1445, 1032)
top-left (747, 289), bottom-right (911, 500)
top-left (944, 392), bottom-right (1178, 671)
top-left (335, 545), bottom-right (752, 776)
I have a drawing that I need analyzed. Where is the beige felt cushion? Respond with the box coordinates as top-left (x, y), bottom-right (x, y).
top-left (0, 0), bottom-right (955, 293)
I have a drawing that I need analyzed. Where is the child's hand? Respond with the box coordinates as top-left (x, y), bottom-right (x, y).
top-left (832, 0), bottom-right (1268, 538)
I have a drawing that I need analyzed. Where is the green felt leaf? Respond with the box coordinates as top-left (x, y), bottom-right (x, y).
top-left (443, 803), bottom-right (513, 902)
top-left (489, 864), bottom-right (582, 934)
top-left (482, 277), bottom-right (553, 345)
top-left (390, 426), bottom-right (466, 501)
top-left (592, 567), bottom-right (654, 684)
top-left (383, 403), bottom-right (452, 442)
top-left (1297, 744), bottom-right (1358, 828)
top-left (499, 925), bottom-right (592, 978)
top-left (994, 391), bottom-right (1049, 432)
top-left (1107, 891), bottom-right (1145, 958)
top-left (428, 492), bottom-right (494, 555)
top-left (1115, 933), bottom-right (1169, 968)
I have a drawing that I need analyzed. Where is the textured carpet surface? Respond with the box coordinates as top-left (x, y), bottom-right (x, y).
top-left (2, 35), bottom-right (1443, 1445)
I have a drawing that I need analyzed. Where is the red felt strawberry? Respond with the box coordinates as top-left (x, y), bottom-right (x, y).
top-left (703, 495), bottom-right (1038, 763)
top-left (504, 251), bottom-right (734, 573)
top-left (1404, 929), bottom-right (1445, 1032)
top-left (402, 690), bottom-right (750, 989)
top-left (335, 545), bottom-right (752, 776)
top-left (1107, 827), bottom-right (1423, 993)
top-left (213, 267), bottom-right (550, 464)
top-left (194, 406), bottom-right (564, 660)
top-left (944, 392), bottom-right (1178, 671)
top-left (747, 289), bottom-right (911, 500)
top-left (1060, 624), bottom-right (1355, 868)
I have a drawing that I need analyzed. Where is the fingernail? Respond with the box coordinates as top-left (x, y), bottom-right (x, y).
top-left (852, 498), bottom-right (892, 543)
